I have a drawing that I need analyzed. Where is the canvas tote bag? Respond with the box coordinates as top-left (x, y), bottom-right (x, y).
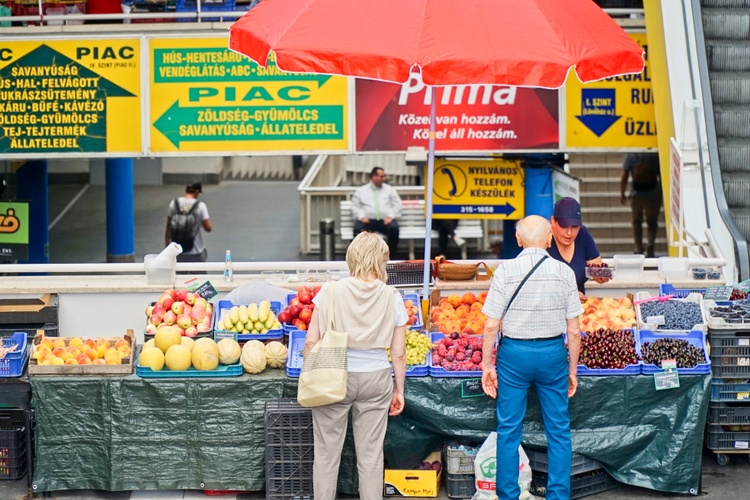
top-left (297, 283), bottom-right (348, 407)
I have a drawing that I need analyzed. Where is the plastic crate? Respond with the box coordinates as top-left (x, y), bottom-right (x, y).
top-left (635, 329), bottom-right (710, 375)
top-left (176, 0), bottom-right (236, 22)
top-left (707, 329), bottom-right (750, 378)
top-left (0, 323), bottom-right (57, 341)
top-left (285, 329), bottom-right (305, 378)
top-left (264, 399), bottom-right (314, 500)
top-left (214, 300), bottom-right (284, 342)
top-left (706, 425), bottom-right (750, 450)
top-left (444, 471), bottom-right (476, 499)
top-left (387, 262), bottom-right (433, 286)
top-left (403, 293), bottom-right (424, 330)
top-left (577, 330), bottom-right (641, 376)
top-left (531, 469), bottom-right (618, 500)
top-left (708, 402), bottom-right (750, 426)
top-left (635, 292), bottom-right (707, 333)
top-left (0, 294), bottom-right (58, 327)
top-left (0, 333), bottom-right (28, 378)
top-left (281, 292), bottom-right (314, 333)
top-left (444, 442), bottom-right (480, 475)
top-left (659, 284), bottom-right (706, 298)
top-left (144, 301), bottom-right (213, 339)
top-left (702, 300), bottom-right (750, 330)
top-left (710, 380), bottom-right (750, 402)
top-left (428, 332), bottom-right (483, 378)
top-left (526, 448), bottom-right (603, 475)
top-left (0, 425), bottom-right (26, 480)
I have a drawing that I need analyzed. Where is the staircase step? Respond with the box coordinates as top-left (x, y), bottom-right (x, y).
top-left (707, 40), bottom-right (750, 71)
top-left (730, 207), bottom-right (750, 240)
top-left (723, 172), bottom-right (750, 207)
top-left (596, 242), bottom-right (669, 258)
top-left (717, 138), bottom-right (750, 173)
top-left (703, 9), bottom-right (750, 40)
top-left (710, 72), bottom-right (750, 104)
top-left (714, 104), bottom-right (750, 138)
top-left (703, 1), bottom-right (750, 8)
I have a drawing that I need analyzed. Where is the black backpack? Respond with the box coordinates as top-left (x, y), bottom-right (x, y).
top-left (170, 198), bottom-right (200, 252)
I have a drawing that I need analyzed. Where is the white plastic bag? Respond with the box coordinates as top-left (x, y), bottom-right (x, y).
top-left (471, 432), bottom-right (535, 500)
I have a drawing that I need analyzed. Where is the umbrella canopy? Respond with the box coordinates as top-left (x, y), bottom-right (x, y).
top-left (229, 0), bottom-right (644, 306)
top-left (229, 0), bottom-right (644, 87)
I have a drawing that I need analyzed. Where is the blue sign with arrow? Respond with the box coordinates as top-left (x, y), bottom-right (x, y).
top-left (575, 88), bottom-right (621, 137)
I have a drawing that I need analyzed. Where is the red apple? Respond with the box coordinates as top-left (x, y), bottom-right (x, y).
top-left (298, 291), bottom-right (313, 305)
top-left (163, 310), bottom-right (177, 326)
top-left (277, 311), bottom-right (291, 323)
top-left (185, 292), bottom-right (197, 305)
top-left (176, 289), bottom-right (188, 302)
top-left (184, 326), bottom-right (198, 337)
top-left (299, 308), bottom-right (313, 324)
top-left (190, 308), bottom-right (206, 326)
top-left (152, 303), bottom-right (166, 316)
top-left (171, 301), bottom-right (185, 315)
top-left (288, 304), bottom-right (303, 319)
top-left (149, 312), bottom-right (164, 326)
top-left (292, 318), bottom-right (308, 331)
top-left (312, 285), bottom-right (322, 297)
top-left (176, 314), bottom-right (192, 330)
top-left (164, 289), bottom-right (178, 300)
top-left (194, 297), bottom-right (208, 309)
top-left (289, 297), bottom-right (301, 307)
top-left (158, 294), bottom-right (174, 311)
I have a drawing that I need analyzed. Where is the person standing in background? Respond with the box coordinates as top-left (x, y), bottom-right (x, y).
top-left (432, 219), bottom-right (465, 257)
top-left (351, 167), bottom-right (402, 256)
top-left (481, 215), bottom-right (582, 500)
top-left (621, 152), bottom-right (662, 258)
top-left (166, 181), bottom-right (212, 262)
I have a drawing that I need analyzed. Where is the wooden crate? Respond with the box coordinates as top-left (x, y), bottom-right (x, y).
top-left (28, 329), bottom-right (135, 376)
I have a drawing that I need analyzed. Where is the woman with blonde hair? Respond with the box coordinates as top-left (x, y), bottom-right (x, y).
top-left (303, 231), bottom-right (407, 500)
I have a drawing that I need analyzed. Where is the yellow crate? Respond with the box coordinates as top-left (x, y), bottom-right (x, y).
top-left (384, 451), bottom-right (442, 497)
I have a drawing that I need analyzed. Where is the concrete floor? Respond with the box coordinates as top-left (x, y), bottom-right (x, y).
top-left (3, 179), bottom-right (749, 497)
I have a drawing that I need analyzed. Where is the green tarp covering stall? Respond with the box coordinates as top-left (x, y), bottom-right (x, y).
top-left (30, 371), bottom-right (709, 495)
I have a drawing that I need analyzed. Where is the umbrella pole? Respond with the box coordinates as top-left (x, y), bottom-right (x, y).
top-left (421, 87), bottom-right (437, 318)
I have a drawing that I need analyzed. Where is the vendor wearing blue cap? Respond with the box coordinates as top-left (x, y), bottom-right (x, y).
top-left (549, 197), bottom-right (609, 301)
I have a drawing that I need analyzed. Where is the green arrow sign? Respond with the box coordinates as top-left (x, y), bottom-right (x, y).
top-left (153, 48), bottom-right (331, 87)
top-left (0, 44), bottom-right (134, 154)
top-left (153, 101), bottom-right (344, 147)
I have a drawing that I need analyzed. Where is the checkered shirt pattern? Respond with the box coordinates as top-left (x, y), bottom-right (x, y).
top-left (482, 248), bottom-right (583, 339)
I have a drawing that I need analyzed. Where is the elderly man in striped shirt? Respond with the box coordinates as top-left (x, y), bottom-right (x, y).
top-left (481, 215), bottom-right (583, 500)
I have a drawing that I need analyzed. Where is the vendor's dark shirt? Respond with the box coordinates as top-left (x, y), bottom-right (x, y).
top-left (548, 225), bottom-right (600, 294)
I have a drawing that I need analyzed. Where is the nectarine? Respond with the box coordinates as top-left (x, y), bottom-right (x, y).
top-left (68, 338), bottom-right (83, 348)
top-left (114, 339), bottom-right (129, 350)
top-left (462, 292), bottom-right (476, 305)
top-left (76, 354), bottom-right (92, 365)
top-left (64, 358), bottom-right (77, 365)
top-left (85, 349), bottom-right (99, 362)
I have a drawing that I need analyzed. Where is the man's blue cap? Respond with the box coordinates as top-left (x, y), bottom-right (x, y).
top-left (553, 197), bottom-right (582, 227)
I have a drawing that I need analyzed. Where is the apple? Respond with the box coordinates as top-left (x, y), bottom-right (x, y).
top-left (198, 316), bottom-right (212, 332)
top-left (163, 310), bottom-right (177, 326)
top-left (158, 294), bottom-right (174, 311)
top-left (171, 301), bottom-right (185, 315)
top-left (145, 305), bottom-right (155, 317)
top-left (176, 289), bottom-right (188, 302)
top-left (175, 326), bottom-right (186, 336)
top-left (190, 308), bottom-right (205, 326)
top-left (312, 285), bottom-right (322, 297)
top-left (183, 304), bottom-right (192, 316)
top-left (289, 297), bottom-right (301, 307)
top-left (185, 292), bottom-right (197, 305)
top-left (292, 318), bottom-right (308, 331)
top-left (277, 311), bottom-right (291, 323)
top-left (299, 308), bottom-right (313, 324)
top-left (164, 289), bottom-right (177, 300)
top-left (152, 303), bottom-right (166, 317)
top-left (145, 324), bottom-right (158, 335)
top-left (194, 297), bottom-right (208, 309)
top-left (298, 291), bottom-right (313, 305)
top-left (149, 312), bottom-right (164, 326)
top-left (288, 304), bottom-right (303, 319)
top-left (176, 314), bottom-right (192, 330)
top-left (184, 326), bottom-right (198, 337)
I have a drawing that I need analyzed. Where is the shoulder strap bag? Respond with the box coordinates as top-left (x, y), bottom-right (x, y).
top-left (498, 255), bottom-right (548, 344)
top-left (297, 283), bottom-right (349, 408)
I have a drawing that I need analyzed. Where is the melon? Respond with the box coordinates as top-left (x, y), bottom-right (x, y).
top-left (164, 344), bottom-right (192, 371)
top-left (139, 346), bottom-right (165, 371)
top-left (180, 337), bottom-right (195, 351)
top-left (217, 338), bottom-right (241, 365)
top-left (243, 339), bottom-right (265, 353)
top-left (192, 339), bottom-right (219, 371)
top-left (143, 339), bottom-right (156, 350)
top-left (264, 341), bottom-right (288, 369)
top-left (155, 325), bottom-right (182, 354)
top-left (241, 346), bottom-right (267, 374)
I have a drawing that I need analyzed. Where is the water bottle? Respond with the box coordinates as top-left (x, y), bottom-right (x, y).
top-left (224, 249), bottom-right (233, 282)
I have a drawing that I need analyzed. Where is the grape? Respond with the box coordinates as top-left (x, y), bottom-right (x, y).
top-left (388, 331), bottom-right (432, 366)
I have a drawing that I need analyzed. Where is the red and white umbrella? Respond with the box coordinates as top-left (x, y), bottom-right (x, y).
top-left (229, 0), bottom-right (644, 303)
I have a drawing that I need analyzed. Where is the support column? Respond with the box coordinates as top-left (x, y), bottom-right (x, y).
top-left (16, 160), bottom-right (49, 264)
top-left (105, 158), bottom-right (135, 263)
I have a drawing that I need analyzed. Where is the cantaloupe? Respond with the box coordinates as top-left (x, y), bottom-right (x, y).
top-left (192, 339), bottom-right (219, 371)
top-left (241, 344), bottom-right (266, 374)
top-left (164, 344), bottom-right (192, 371)
top-left (264, 341), bottom-right (288, 369)
top-left (217, 338), bottom-right (241, 365)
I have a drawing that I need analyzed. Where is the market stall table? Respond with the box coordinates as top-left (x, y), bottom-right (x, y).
top-left (30, 370), bottom-right (709, 495)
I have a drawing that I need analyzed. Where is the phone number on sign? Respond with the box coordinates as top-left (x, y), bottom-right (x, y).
top-left (459, 206), bottom-right (495, 214)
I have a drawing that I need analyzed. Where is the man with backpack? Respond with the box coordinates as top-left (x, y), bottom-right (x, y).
top-left (165, 182), bottom-right (212, 262)
top-left (620, 152), bottom-right (662, 258)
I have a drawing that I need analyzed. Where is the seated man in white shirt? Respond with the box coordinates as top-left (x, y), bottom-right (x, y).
top-left (350, 167), bottom-right (402, 256)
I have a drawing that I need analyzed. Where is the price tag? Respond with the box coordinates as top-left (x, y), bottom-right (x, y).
top-left (654, 369), bottom-right (680, 391)
top-left (740, 339), bottom-right (749, 347)
top-left (734, 441), bottom-right (749, 450)
top-left (661, 359), bottom-right (677, 370)
top-left (738, 392), bottom-right (750, 401)
top-left (214, 329), bottom-right (237, 343)
top-left (704, 286), bottom-right (733, 302)
top-left (186, 281), bottom-right (218, 301)
top-left (646, 315), bottom-right (665, 326)
top-left (461, 378), bottom-right (486, 398)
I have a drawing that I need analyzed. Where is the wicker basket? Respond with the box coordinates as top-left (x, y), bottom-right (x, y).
top-left (435, 257), bottom-right (492, 281)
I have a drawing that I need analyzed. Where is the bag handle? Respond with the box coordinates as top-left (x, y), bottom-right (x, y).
top-left (475, 262), bottom-right (493, 281)
top-left (326, 282), bottom-right (337, 332)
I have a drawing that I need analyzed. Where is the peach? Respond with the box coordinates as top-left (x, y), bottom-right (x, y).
top-left (66, 347), bottom-right (81, 357)
top-left (43, 353), bottom-right (58, 363)
top-left (60, 352), bottom-right (73, 361)
top-left (68, 338), bottom-right (83, 348)
top-left (114, 339), bottom-right (129, 350)
top-left (34, 346), bottom-right (51, 361)
top-left (52, 348), bottom-right (66, 357)
top-left (478, 291), bottom-right (488, 304)
top-left (96, 339), bottom-right (111, 350)
top-left (85, 349), bottom-right (99, 362)
top-left (93, 359), bottom-right (106, 365)
top-left (83, 339), bottom-right (96, 350)
top-left (76, 354), bottom-right (92, 365)
top-left (404, 299), bottom-right (414, 308)
top-left (105, 347), bottom-right (118, 359)
top-left (64, 358), bottom-right (78, 365)
top-left (447, 294), bottom-right (462, 309)
top-left (438, 298), bottom-right (451, 308)
top-left (105, 358), bottom-right (121, 365)
top-left (52, 357), bottom-right (65, 365)
top-left (41, 359), bottom-right (54, 366)
top-left (471, 302), bottom-right (483, 311)
top-left (40, 338), bottom-right (54, 350)
top-left (462, 292), bottom-right (476, 305)
top-left (96, 345), bottom-right (107, 358)
top-left (53, 339), bottom-right (66, 350)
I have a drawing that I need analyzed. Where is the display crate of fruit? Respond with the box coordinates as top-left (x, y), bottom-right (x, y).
top-left (286, 329), bottom-right (305, 378)
top-left (0, 418), bottom-right (27, 480)
top-left (397, 330), bottom-right (431, 377)
top-left (214, 299), bottom-right (284, 341)
top-left (384, 451), bottom-right (442, 497)
top-left (585, 263), bottom-right (614, 280)
top-left (0, 293), bottom-right (58, 328)
top-left (579, 295), bottom-right (636, 333)
top-left (28, 330), bottom-right (134, 376)
top-left (710, 379), bottom-right (750, 402)
top-left (577, 329), bottom-right (641, 376)
top-left (444, 442), bottom-right (480, 475)
top-left (443, 471), bottom-right (476, 499)
top-left (635, 292), bottom-right (707, 333)
top-left (428, 332), bottom-right (485, 378)
top-left (708, 402), bottom-right (750, 427)
top-left (137, 334), bottom-right (246, 378)
top-left (530, 468), bottom-right (618, 500)
top-left (702, 300), bottom-right (750, 330)
top-left (280, 286), bottom-right (318, 333)
top-left (526, 448), bottom-right (603, 476)
top-left (403, 293), bottom-right (424, 330)
top-left (0, 332), bottom-right (29, 378)
top-left (706, 329), bottom-right (750, 378)
top-left (635, 330), bottom-right (710, 375)
top-left (427, 291), bottom-right (487, 335)
top-left (143, 288), bottom-right (214, 338)
top-left (136, 349), bottom-right (243, 378)
top-left (706, 425), bottom-right (750, 451)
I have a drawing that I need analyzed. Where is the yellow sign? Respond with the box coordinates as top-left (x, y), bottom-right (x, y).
top-left (0, 39), bottom-right (141, 156)
top-left (565, 33), bottom-right (656, 148)
top-left (149, 37), bottom-right (349, 153)
top-left (430, 159), bottom-right (524, 220)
